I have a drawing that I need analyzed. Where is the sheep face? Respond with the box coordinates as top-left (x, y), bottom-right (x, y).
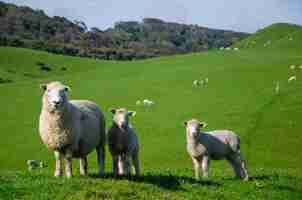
top-left (184, 119), bottom-right (207, 139)
top-left (110, 108), bottom-right (136, 131)
top-left (41, 82), bottom-right (70, 112)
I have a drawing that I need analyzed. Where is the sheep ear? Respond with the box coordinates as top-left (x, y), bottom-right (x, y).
top-left (183, 121), bottom-right (188, 126)
top-left (40, 84), bottom-right (47, 91)
top-left (128, 111), bottom-right (136, 117)
top-left (200, 122), bottom-right (207, 128)
top-left (110, 108), bottom-right (116, 114)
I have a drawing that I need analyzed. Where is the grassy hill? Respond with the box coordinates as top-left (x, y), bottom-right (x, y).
top-left (0, 23), bottom-right (302, 199)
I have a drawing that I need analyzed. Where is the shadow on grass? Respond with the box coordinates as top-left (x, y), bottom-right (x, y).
top-left (89, 173), bottom-right (221, 191)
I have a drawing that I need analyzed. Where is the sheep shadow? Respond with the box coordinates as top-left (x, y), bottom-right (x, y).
top-left (89, 173), bottom-right (221, 191)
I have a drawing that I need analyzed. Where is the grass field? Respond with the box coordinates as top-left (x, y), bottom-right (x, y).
top-left (0, 23), bottom-right (302, 199)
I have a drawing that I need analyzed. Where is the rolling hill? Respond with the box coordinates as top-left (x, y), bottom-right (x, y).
top-left (0, 23), bottom-right (302, 199)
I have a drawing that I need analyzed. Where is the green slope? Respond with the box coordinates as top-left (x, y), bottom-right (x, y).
top-left (0, 23), bottom-right (302, 199)
top-left (234, 23), bottom-right (302, 50)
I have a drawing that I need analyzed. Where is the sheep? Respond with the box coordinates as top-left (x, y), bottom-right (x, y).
top-left (107, 108), bottom-right (140, 177)
top-left (136, 100), bottom-right (141, 106)
top-left (143, 99), bottom-right (155, 107)
top-left (288, 75), bottom-right (296, 82)
top-left (299, 65), bottom-right (302, 70)
top-left (290, 65), bottom-right (296, 70)
top-left (27, 160), bottom-right (44, 171)
top-left (275, 81), bottom-right (280, 95)
top-left (184, 119), bottom-right (249, 181)
top-left (204, 78), bottom-right (209, 85)
top-left (193, 80), bottom-right (200, 87)
top-left (39, 81), bottom-right (106, 178)
top-left (233, 47), bottom-right (239, 51)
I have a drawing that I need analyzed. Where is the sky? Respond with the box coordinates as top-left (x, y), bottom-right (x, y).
top-left (3, 0), bottom-right (302, 33)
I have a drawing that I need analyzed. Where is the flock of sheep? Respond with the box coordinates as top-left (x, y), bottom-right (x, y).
top-left (37, 81), bottom-right (249, 181)
top-left (274, 64), bottom-right (301, 95)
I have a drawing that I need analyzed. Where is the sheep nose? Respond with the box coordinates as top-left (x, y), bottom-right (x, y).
top-left (53, 100), bottom-right (61, 106)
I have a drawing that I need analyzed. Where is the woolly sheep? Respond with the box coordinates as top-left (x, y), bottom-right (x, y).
top-left (107, 108), bottom-right (140, 177)
top-left (184, 119), bottom-right (249, 181)
top-left (193, 80), bottom-right (199, 86)
top-left (234, 47), bottom-right (239, 51)
top-left (27, 160), bottom-right (44, 171)
top-left (288, 76), bottom-right (296, 82)
top-left (299, 65), bottom-right (302, 70)
top-left (39, 81), bottom-right (106, 178)
top-left (275, 81), bottom-right (280, 95)
top-left (143, 99), bottom-right (155, 107)
top-left (290, 65), bottom-right (296, 70)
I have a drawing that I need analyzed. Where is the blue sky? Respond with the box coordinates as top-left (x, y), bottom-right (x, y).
top-left (3, 0), bottom-right (302, 33)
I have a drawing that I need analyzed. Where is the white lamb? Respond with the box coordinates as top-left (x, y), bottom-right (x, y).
top-left (288, 76), bottom-right (296, 82)
top-left (143, 99), bottom-right (154, 107)
top-left (184, 119), bottom-right (249, 181)
top-left (107, 108), bottom-right (140, 177)
top-left (39, 81), bottom-right (106, 178)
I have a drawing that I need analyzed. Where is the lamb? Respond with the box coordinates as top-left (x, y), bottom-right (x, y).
top-left (107, 108), bottom-right (140, 177)
top-left (275, 81), bottom-right (280, 95)
top-left (184, 119), bottom-right (249, 181)
top-left (290, 65), bottom-right (296, 70)
top-left (27, 160), bottom-right (44, 171)
top-left (143, 99), bottom-right (155, 107)
top-left (39, 81), bottom-right (106, 178)
top-left (288, 75), bottom-right (296, 82)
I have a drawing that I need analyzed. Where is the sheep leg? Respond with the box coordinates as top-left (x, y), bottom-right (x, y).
top-left (112, 155), bottom-right (119, 177)
top-left (64, 150), bottom-right (73, 178)
top-left (54, 151), bottom-right (62, 177)
top-left (201, 156), bottom-right (210, 178)
top-left (192, 157), bottom-right (201, 180)
top-left (132, 151), bottom-right (140, 177)
top-left (237, 152), bottom-right (249, 181)
top-left (79, 156), bottom-right (87, 176)
top-left (124, 154), bottom-right (132, 176)
top-left (118, 155), bottom-right (125, 175)
top-left (227, 154), bottom-right (243, 179)
top-left (96, 145), bottom-right (105, 176)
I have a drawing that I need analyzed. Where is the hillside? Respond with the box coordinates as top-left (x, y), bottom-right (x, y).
top-left (0, 1), bottom-right (248, 60)
top-left (234, 23), bottom-right (302, 50)
top-left (0, 24), bottom-right (302, 199)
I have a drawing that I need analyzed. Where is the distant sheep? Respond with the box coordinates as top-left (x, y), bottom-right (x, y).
top-left (193, 80), bottom-right (200, 86)
top-left (39, 81), bottom-right (106, 178)
top-left (184, 119), bottom-right (249, 181)
top-left (143, 99), bottom-right (155, 107)
top-left (108, 108), bottom-right (140, 177)
top-left (288, 76), bottom-right (296, 82)
top-left (136, 100), bottom-right (141, 106)
top-left (27, 160), bottom-right (44, 171)
top-left (290, 65), bottom-right (296, 70)
top-left (233, 47), bottom-right (239, 51)
top-left (299, 65), bottom-right (302, 70)
top-left (275, 81), bottom-right (280, 95)
top-left (225, 47), bottom-right (231, 50)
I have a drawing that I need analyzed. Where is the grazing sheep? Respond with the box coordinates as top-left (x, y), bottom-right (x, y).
top-left (143, 99), bottom-right (155, 107)
top-left (288, 76), bottom-right (296, 82)
top-left (193, 80), bottom-right (200, 87)
top-left (290, 65), bottom-right (296, 70)
top-left (275, 81), bottom-right (280, 95)
top-left (39, 81), bottom-right (106, 178)
top-left (233, 47), bottom-right (239, 51)
top-left (204, 78), bottom-right (209, 85)
top-left (27, 160), bottom-right (44, 171)
top-left (184, 119), bottom-right (249, 181)
top-left (136, 100), bottom-right (141, 106)
top-left (225, 47), bottom-right (231, 50)
top-left (299, 65), bottom-right (302, 70)
top-left (107, 108), bottom-right (140, 177)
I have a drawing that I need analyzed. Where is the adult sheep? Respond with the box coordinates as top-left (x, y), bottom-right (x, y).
top-left (184, 119), bottom-right (249, 181)
top-left (107, 108), bottom-right (140, 177)
top-left (39, 81), bottom-right (106, 178)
